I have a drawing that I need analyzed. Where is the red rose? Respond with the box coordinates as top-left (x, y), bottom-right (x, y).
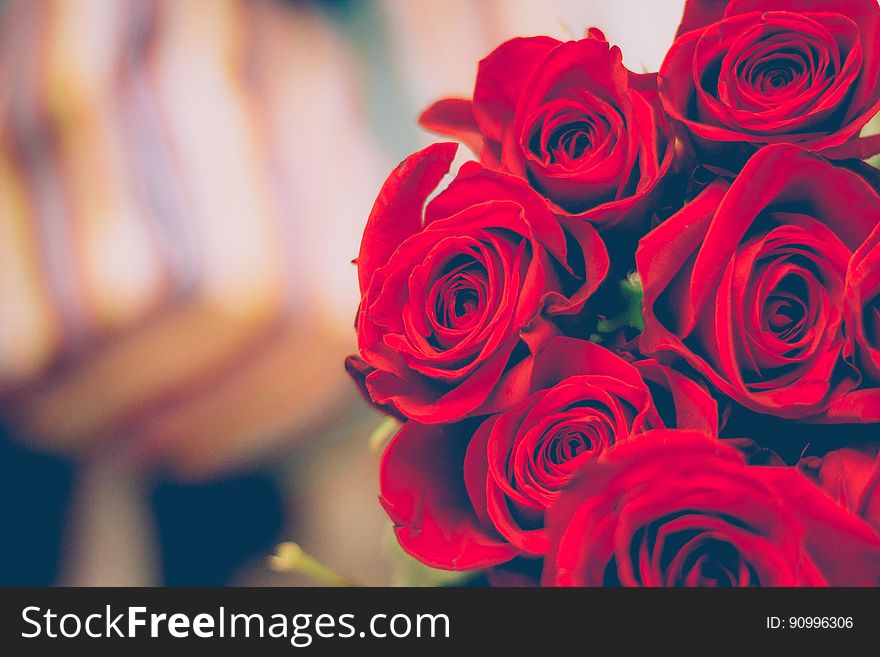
top-left (419, 30), bottom-right (675, 231)
top-left (349, 143), bottom-right (608, 423)
top-left (379, 337), bottom-right (718, 569)
top-left (660, 0), bottom-right (880, 160)
top-left (544, 430), bottom-right (880, 586)
top-left (637, 144), bottom-right (880, 418)
top-left (800, 445), bottom-right (880, 534)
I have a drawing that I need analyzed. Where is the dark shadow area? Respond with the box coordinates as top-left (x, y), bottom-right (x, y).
top-left (150, 472), bottom-right (285, 586)
top-left (0, 426), bottom-right (74, 586)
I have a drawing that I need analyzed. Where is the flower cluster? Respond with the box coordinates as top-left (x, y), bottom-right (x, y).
top-left (347, 0), bottom-right (880, 586)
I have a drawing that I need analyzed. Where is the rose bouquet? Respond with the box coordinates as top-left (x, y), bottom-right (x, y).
top-left (346, 0), bottom-right (880, 586)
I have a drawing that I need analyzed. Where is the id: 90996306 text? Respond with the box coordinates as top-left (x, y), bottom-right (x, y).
top-left (766, 616), bottom-right (853, 630)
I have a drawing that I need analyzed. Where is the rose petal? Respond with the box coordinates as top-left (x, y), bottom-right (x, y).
top-left (419, 99), bottom-right (484, 156)
top-left (357, 142), bottom-right (457, 293)
top-left (380, 421), bottom-right (519, 569)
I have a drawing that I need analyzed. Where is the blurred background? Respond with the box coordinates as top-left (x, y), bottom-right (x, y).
top-left (0, 0), bottom-right (684, 586)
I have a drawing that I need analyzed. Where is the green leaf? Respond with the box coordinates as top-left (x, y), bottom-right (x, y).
top-left (595, 272), bottom-right (644, 337)
top-left (620, 271), bottom-right (644, 332)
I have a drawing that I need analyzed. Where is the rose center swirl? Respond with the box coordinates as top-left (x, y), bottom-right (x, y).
top-left (616, 514), bottom-right (763, 587)
top-left (733, 221), bottom-right (849, 386)
top-left (524, 100), bottom-right (617, 171)
top-left (425, 256), bottom-right (490, 343)
top-left (510, 404), bottom-right (620, 508)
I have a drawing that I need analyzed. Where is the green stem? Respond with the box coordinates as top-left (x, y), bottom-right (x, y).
top-left (369, 416), bottom-right (402, 455)
top-left (268, 542), bottom-right (361, 587)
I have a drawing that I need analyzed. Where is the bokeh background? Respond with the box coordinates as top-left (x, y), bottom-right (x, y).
top-left (0, 0), bottom-right (685, 586)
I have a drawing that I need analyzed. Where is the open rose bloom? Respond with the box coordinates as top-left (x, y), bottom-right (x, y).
top-left (348, 0), bottom-right (880, 586)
